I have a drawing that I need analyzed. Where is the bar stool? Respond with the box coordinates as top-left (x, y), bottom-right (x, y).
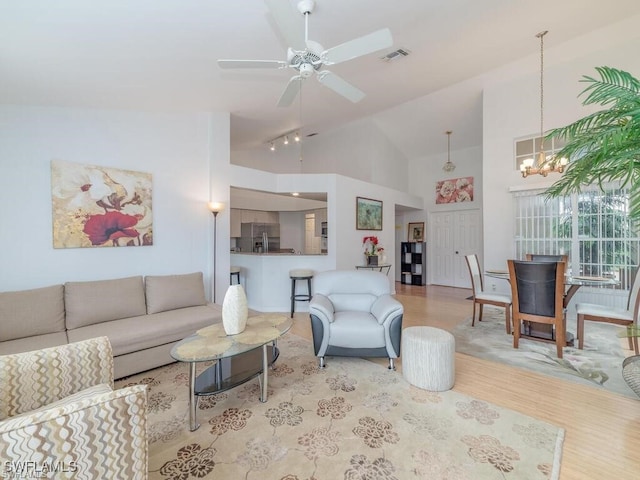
top-left (230, 266), bottom-right (241, 285)
top-left (290, 269), bottom-right (313, 318)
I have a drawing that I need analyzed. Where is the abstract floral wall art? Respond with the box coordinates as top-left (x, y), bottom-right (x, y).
top-left (435, 176), bottom-right (474, 204)
top-left (51, 160), bottom-right (153, 248)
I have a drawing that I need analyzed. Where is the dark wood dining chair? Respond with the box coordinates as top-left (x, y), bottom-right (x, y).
top-left (508, 259), bottom-right (566, 358)
top-left (465, 254), bottom-right (512, 333)
top-left (525, 254), bottom-right (569, 263)
top-left (576, 266), bottom-right (640, 354)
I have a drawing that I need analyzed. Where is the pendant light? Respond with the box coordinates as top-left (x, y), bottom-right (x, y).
top-left (442, 130), bottom-right (456, 173)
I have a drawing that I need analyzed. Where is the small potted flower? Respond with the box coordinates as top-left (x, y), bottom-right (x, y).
top-left (362, 236), bottom-right (382, 266)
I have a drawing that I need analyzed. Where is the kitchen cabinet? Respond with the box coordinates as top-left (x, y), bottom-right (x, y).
top-left (231, 209), bottom-right (279, 237)
top-left (313, 208), bottom-right (327, 237)
top-left (230, 209), bottom-right (242, 237)
top-left (241, 209), bottom-right (279, 224)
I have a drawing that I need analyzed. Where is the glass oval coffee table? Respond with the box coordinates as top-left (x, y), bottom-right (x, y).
top-left (171, 314), bottom-right (293, 431)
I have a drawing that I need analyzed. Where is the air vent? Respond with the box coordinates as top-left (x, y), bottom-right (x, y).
top-left (381, 48), bottom-right (411, 62)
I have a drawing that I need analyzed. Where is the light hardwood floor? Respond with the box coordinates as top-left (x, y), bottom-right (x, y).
top-left (290, 283), bottom-right (640, 480)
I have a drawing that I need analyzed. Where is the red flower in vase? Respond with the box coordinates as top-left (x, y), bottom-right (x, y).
top-left (362, 236), bottom-right (382, 256)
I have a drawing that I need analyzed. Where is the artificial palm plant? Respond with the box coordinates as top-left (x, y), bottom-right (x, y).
top-left (545, 66), bottom-right (640, 221)
top-left (546, 66), bottom-right (640, 396)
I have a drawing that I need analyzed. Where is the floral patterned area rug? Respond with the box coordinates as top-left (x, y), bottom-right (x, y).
top-left (453, 308), bottom-right (636, 398)
top-left (117, 333), bottom-right (564, 480)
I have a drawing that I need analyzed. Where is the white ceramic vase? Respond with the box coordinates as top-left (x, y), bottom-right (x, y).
top-left (222, 284), bottom-right (248, 335)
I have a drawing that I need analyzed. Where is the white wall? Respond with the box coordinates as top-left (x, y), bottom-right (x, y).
top-left (231, 117), bottom-right (409, 192)
top-left (0, 106), bottom-right (229, 299)
top-left (279, 211), bottom-right (305, 253)
top-left (229, 167), bottom-right (423, 290)
top-left (482, 19), bottom-right (640, 284)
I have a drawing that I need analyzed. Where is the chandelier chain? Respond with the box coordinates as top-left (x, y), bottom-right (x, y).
top-left (538, 30), bottom-right (546, 143)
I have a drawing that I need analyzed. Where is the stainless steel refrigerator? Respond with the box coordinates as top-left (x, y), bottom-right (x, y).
top-left (238, 223), bottom-right (280, 253)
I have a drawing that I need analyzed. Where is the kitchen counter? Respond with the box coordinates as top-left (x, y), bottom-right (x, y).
top-left (228, 253), bottom-right (333, 312)
top-left (231, 252), bottom-right (327, 256)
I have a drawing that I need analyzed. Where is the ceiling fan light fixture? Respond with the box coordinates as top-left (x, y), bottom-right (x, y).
top-left (217, 0), bottom-right (393, 107)
top-left (294, 132), bottom-right (300, 142)
top-left (283, 135), bottom-right (289, 145)
top-left (270, 142), bottom-right (276, 151)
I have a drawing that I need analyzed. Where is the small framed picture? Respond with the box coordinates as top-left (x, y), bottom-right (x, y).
top-left (408, 222), bottom-right (425, 242)
top-left (356, 197), bottom-right (383, 230)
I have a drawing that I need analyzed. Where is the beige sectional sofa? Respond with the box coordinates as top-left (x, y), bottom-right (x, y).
top-left (0, 272), bottom-right (221, 378)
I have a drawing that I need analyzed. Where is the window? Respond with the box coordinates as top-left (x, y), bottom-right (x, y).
top-left (513, 185), bottom-right (640, 307)
top-left (514, 135), bottom-right (566, 172)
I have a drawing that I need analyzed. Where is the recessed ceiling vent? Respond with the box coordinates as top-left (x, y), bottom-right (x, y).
top-left (381, 48), bottom-right (410, 62)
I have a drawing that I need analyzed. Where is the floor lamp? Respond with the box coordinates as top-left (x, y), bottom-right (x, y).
top-left (208, 202), bottom-right (225, 303)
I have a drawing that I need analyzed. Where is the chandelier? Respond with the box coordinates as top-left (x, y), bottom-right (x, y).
top-left (520, 31), bottom-right (567, 178)
top-left (442, 130), bottom-right (456, 173)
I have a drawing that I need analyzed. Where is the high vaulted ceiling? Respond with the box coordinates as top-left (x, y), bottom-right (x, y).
top-left (2, 0), bottom-right (640, 159)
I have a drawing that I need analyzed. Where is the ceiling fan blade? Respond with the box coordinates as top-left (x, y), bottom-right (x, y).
top-left (317, 71), bottom-right (365, 103)
top-left (217, 59), bottom-right (286, 69)
top-left (323, 28), bottom-right (393, 65)
top-left (277, 76), bottom-right (303, 107)
top-left (264, 0), bottom-right (306, 51)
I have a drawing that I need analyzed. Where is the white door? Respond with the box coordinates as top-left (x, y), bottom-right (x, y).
top-left (431, 209), bottom-right (482, 288)
top-left (431, 212), bottom-right (455, 286)
top-left (304, 214), bottom-right (321, 254)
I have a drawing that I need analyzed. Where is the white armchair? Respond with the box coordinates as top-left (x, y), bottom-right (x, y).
top-left (309, 270), bottom-right (403, 369)
top-left (0, 337), bottom-right (148, 479)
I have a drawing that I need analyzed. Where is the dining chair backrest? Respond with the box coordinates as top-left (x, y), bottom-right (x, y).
top-left (509, 260), bottom-right (564, 318)
top-left (464, 254), bottom-right (483, 295)
top-left (627, 266), bottom-right (640, 314)
top-left (525, 254), bottom-right (569, 263)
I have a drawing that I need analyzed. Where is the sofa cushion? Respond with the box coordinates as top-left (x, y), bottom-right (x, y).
top-left (67, 304), bottom-right (222, 357)
top-left (65, 276), bottom-right (147, 330)
top-left (0, 332), bottom-right (68, 356)
top-left (145, 272), bottom-right (207, 314)
top-left (0, 285), bottom-right (65, 342)
top-left (330, 312), bottom-right (385, 349)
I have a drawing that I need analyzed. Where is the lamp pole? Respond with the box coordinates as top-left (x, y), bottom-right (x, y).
top-left (208, 202), bottom-right (225, 303)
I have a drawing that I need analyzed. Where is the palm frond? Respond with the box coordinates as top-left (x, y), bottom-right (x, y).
top-left (546, 66), bottom-right (640, 221)
top-left (580, 67), bottom-right (640, 107)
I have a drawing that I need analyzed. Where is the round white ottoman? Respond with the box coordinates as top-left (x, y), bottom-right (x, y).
top-left (402, 326), bottom-right (455, 391)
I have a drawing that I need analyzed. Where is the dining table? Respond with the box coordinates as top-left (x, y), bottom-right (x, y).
top-left (484, 269), bottom-right (619, 345)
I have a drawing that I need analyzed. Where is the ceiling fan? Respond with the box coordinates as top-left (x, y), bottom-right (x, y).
top-left (217, 0), bottom-right (393, 107)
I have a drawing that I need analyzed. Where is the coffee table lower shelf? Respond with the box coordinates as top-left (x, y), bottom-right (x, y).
top-left (188, 344), bottom-right (279, 431)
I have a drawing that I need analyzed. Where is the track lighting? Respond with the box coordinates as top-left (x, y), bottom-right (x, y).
top-left (266, 130), bottom-right (302, 151)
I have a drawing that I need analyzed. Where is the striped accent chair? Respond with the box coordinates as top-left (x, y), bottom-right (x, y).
top-left (0, 336), bottom-right (148, 479)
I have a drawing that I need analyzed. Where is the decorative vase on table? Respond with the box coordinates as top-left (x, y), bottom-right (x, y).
top-left (366, 254), bottom-right (378, 266)
top-left (222, 284), bottom-right (248, 335)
